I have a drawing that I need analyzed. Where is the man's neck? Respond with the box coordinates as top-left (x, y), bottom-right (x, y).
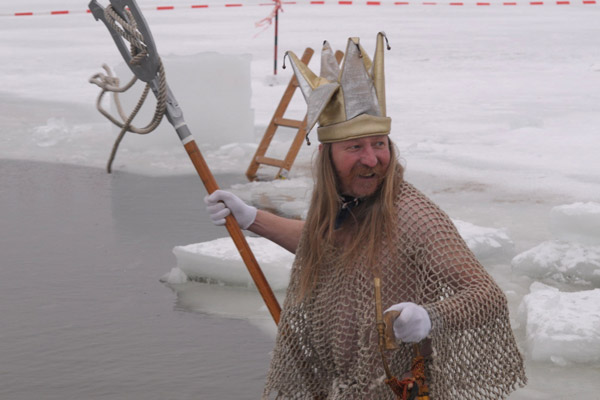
top-left (335, 195), bottom-right (362, 230)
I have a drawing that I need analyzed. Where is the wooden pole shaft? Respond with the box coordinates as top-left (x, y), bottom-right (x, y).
top-left (183, 139), bottom-right (282, 324)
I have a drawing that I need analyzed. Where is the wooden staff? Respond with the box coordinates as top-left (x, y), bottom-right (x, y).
top-left (183, 137), bottom-right (281, 324)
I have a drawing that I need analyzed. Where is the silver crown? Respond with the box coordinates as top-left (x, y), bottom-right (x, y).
top-left (285, 32), bottom-right (391, 143)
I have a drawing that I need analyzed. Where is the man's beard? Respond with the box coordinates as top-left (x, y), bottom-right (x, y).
top-left (344, 162), bottom-right (387, 198)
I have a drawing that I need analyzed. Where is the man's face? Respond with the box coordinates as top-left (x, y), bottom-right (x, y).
top-left (329, 135), bottom-right (391, 198)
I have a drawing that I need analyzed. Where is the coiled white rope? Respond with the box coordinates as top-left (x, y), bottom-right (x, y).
top-left (89, 5), bottom-right (168, 173)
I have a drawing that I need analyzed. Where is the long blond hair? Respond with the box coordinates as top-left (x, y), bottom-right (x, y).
top-left (296, 139), bottom-right (404, 299)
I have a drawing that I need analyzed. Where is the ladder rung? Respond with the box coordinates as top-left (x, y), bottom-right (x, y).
top-left (255, 156), bottom-right (286, 168)
top-left (274, 117), bottom-right (304, 129)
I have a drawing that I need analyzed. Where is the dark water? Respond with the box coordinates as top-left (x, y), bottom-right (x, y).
top-left (0, 160), bottom-right (273, 400)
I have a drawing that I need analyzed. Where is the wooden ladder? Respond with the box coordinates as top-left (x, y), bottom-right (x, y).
top-left (246, 47), bottom-right (343, 181)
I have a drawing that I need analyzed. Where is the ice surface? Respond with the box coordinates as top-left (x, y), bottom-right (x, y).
top-left (453, 219), bottom-right (515, 262)
top-left (550, 202), bottom-right (600, 245)
top-left (163, 266), bottom-right (189, 285)
top-left (512, 241), bottom-right (600, 287)
top-left (171, 237), bottom-right (294, 290)
top-left (31, 117), bottom-right (75, 148)
top-left (513, 202), bottom-right (600, 286)
top-left (518, 282), bottom-right (600, 365)
top-left (111, 53), bottom-right (254, 150)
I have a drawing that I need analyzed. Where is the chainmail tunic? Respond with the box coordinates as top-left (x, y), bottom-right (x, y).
top-left (263, 181), bottom-right (526, 399)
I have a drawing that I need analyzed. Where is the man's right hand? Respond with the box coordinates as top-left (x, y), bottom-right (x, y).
top-left (204, 190), bottom-right (257, 230)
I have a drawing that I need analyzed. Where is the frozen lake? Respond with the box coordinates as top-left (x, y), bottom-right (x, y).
top-left (1, 0), bottom-right (599, 398)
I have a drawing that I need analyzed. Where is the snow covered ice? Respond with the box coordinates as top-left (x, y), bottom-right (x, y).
top-left (519, 282), bottom-right (600, 365)
top-left (169, 237), bottom-right (294, 290)
top-left (512, 202), bottom-right (600, 286)
top-left (2, 0), bottom-right (600, 398)
top-left (512, 240), bottom-right (600, 286)
top-left (511, 201), bottom-right (600, 367)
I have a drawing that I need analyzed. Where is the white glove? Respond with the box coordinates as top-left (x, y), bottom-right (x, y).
top-left (385, 302), bottom-right (431, 343)
top-left (204, 190), bottom-right (257, 230)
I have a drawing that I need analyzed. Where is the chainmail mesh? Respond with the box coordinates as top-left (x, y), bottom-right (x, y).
top-left (263, 182), bottom-right (526, 399)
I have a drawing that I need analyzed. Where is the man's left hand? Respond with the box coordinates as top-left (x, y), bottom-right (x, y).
top-left (385, 302), bottom-right (431, 343)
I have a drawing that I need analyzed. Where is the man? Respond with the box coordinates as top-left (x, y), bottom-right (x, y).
top-left (206, 33), bottom-right (526, 399)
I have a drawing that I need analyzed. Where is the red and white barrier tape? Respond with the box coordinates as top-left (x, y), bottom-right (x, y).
top-left (2, 0), bottom-right (596, 17)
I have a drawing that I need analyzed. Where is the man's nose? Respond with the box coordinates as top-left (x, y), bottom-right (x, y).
top-left (360, 146), bottom-right (378, 168)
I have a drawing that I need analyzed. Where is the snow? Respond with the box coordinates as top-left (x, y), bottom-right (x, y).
top-left (518, 282), bottom-right (600, 365)
top-left (2, 0), bottom-right (600, 393)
